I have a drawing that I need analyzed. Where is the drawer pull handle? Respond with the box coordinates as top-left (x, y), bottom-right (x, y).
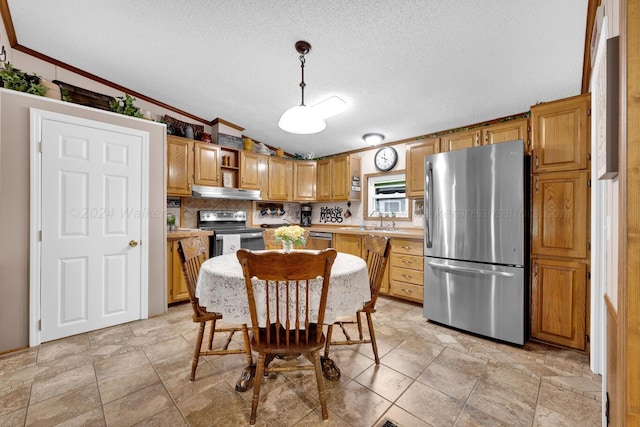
top-left (402, 274), bottom-right (413, 279)
top-left (403, 289), bottom-right (413, 294)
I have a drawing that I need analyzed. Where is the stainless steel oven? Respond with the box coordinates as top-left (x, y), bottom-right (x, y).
top-left (197, 210), bottom-right (265, 257)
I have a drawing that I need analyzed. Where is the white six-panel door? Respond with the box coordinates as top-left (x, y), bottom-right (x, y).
top-left (31, 109), bottom-right (148, 344)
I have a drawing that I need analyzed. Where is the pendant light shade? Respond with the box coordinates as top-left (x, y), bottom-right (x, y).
top-left (278, 105), bottom-right (326, 134)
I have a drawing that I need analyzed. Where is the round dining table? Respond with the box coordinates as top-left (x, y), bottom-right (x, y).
top-left (195, 250), bottom-right (371, 390)
top-left (196, 250), bottom-right (371, 325)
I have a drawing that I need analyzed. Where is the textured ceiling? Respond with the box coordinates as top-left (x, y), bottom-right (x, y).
top-left (7, 1), bottom-right (588, 157)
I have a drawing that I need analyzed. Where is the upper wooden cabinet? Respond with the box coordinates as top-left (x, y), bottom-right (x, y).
top-left (316, 158), bottom-right (332, 201)
top-left (293, 160), bottom-right (317, 201)
top-left (442, 129), bottom-right (480, 152)
top-left (405, 137), bottom-right (441, 198)
top-left (532, 170), bottom-right (589, 259)
top-left (239, 151), bottom-right (262, 190)
top-left (167, 135), bottom-right (193, 196)
top-left (531, 94), bottom-right (591, 173)
top-left (482, 118), bottom-right (530, 152)
top-left (316, 155), bottom-right (361, 202)
top-left (193, 141), bottom-right (221, 187)
top-left (267, 157), bottom-right (292, 201)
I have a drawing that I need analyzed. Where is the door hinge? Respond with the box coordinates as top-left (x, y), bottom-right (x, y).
top-left (38, 319), bottom-right (42, 331)
top-left (587, 108), bottom-right (592, 117)
top-left (587, 271), bottom-right (591, 280)
top-left (605, 392), bottom-right (610, 425)
top-left (39, 141), bottom-right (43, 153)
top-left (39, 230), bottom-right (42, 241)
top-left (588, 179), bottom-right (592, 187)
top-left (586, 334), bottom-right (590, 344)
top-left (587, 242), bottom-right (591, 251)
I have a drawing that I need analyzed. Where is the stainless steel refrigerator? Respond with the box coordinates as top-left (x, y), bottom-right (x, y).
top-left (423, 140), bottom-right (528, 345)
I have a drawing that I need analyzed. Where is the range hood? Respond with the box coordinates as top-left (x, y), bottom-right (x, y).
top-left (191, 185), bottom-right (261, 201)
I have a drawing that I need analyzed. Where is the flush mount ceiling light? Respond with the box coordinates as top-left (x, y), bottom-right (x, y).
top-left (279, 41), bottom-right (347, 134)
top-left (363, 133), bottom-right (385, 145)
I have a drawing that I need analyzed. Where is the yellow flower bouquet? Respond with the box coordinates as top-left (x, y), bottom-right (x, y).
top-left (274, 225), bottom-right (306, 251)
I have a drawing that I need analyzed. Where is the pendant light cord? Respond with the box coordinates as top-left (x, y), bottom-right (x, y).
top-left (299, 54), bottom-right (306, 106)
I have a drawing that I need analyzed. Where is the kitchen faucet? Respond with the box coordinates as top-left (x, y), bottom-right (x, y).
top-left (370, 210), bottom-right (384, 230)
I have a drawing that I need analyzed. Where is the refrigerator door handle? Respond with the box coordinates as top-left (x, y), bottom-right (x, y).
top-left (427, 261), bottom-right (515, 278)
top-left (424, 161), bottom-right (433, 248)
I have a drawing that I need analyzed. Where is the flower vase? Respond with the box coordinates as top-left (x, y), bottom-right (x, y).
top-left (282, 240), bottom-right (293, 253)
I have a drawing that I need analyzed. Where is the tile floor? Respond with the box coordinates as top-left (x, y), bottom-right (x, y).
top-left (0, 297), bottom-right (602, 426)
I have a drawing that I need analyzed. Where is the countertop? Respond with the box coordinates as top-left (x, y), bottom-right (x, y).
top-left (284, 225), bottom-right (423, 239)
top-left (166, 228), bottom-right (213, 240)
top-left (166, 226), bottom-right (422, 240)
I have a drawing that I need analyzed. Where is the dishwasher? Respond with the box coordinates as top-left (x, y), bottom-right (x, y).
top-left (307, 231), bottom-right (333, 250)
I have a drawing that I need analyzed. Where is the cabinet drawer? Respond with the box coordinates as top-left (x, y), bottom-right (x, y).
top-left (389, 266), bottom-right (423, 286)
top-left (389, 280), bottom-right (423, 303)
top-left (391, 238), bottom-right (423, 256)
top-left (390, 254), bottom-right (423, 271)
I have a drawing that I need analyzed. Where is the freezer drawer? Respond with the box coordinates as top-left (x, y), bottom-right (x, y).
top-left (423, 257), bottom-right (525, 345)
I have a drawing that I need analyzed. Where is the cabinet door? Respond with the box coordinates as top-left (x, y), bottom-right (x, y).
top-left (316, 159), bottom-right (332, 201)
top-left (239, 151), bottom-right (261, 190)
top-left (442, 129), bottom-right (480, 152)
top-left (531, 257), bottom-right (587, 350)
top-left (293, 160), bottom-right (316, 201)
top-left (168, 241), bottom-right (189, 303)
top-left (532, 171), bottom-right (589, 259)
top-left (332, 156), bottom-right (351, 200)
top-left (193, 141), bottom-right (220, 186)
top-left (405, 137), bottom-right (441, 197)
top-left (531, 94), bottom-right (590, 173)
top-left (167, 136), bottom-right (193, 196)
top-left (334, 234), bottom-right (362, 258)
top-left (267, 157), bottom-right (292, 201)
top-left (482, 118), bottom-right (530, 153)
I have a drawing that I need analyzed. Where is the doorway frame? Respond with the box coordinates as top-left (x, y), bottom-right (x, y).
top-left (28, 108), bottom-right (150, 346)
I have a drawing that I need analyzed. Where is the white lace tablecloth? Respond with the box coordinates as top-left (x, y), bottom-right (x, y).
top-left (195, 251), bottom-right (370, 325)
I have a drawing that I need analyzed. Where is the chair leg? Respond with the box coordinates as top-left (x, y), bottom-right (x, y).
top-left (207, 318), bottom-right (217, 351)
top-left (366, 312), bottom-right (380, 364)
top-left (356, 311), bottom-right (364, 340)
top-left (241, 324), bottom-right (253, 366)
top-left (324, 324), bottom-right (334, 358)
top-left (311, 351), bottom-right (329, 420)
top-left (190, 321), bottom-right (206, 381)
top-left (249, 353), bottom-right (266, 426)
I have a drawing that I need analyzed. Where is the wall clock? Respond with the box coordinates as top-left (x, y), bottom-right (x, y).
top-left (374, 146), bottom-right (398, 171)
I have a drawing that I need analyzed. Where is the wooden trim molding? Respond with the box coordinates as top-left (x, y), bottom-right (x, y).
top-left (623, 1), bottom-right (640, 422)
top-left (211, 117), bottom-right (244, 131)
top-left (581, 0), bottom-right (603, 94)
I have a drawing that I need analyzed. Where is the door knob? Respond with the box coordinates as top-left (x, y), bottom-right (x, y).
top-left (129, 240), bottom-right (139, 247)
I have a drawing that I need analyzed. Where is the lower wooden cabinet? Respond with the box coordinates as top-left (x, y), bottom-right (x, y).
top-left (167, 240), bottom-right (189, 303)
top-left (531, 257), bottom-right (587, 350)
top-left (333, 233), bottom-right (363, 257)
top-left (388, 238), bottom-right (424, 303)
top-left (167, 234), bottom-right (210, 304)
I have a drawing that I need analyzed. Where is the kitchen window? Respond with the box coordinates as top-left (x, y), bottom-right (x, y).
top-left (364, 172), bottom-right (411, 220)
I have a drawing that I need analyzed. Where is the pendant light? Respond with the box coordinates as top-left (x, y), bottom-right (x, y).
top-left (278, 41), bottom-right (326, 134)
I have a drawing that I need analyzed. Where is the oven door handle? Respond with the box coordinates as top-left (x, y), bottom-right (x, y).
top-left (215, 232), bottom-right (264, 241)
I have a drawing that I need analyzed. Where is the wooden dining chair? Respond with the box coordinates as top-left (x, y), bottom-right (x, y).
top-left (262, 228), bottom-right (310, 249)
top-left (177, 237), bottom-right (253, 382)
top-left (236, 248), bottom-right (337, 425)
top-left (324, 234), bottom-right (391, 366)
